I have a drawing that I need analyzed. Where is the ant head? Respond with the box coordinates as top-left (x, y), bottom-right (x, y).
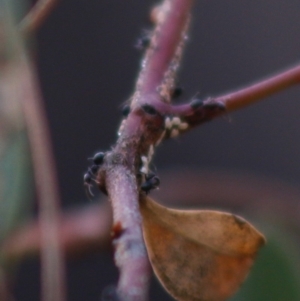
top-left (171, 86), bottom-right (183, 99)
top-left (122, 105), bottom-right (131, 117)
top-left (190, 98), bottom-right (204, 109)
top-left (83, 172), bottom-right (92, 184)
top-left (141, 104), bottom-right (157, 116)
top-left (93, 152), bottom-right (105, 165)
top-left (135, 29), bottom-right (151, 51)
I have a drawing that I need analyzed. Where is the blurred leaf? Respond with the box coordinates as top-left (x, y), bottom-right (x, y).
top-left (0, 0), bottom-right (33, 247)
top-left (140, 197), bottom-right (265, 301)
top-left (0, 131), bottom-right (33, 242)
top-left (231, 224), bottom-right (300, 301)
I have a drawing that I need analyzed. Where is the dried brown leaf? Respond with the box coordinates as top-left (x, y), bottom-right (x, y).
top-left (140, 197), bottom-right (265, 301)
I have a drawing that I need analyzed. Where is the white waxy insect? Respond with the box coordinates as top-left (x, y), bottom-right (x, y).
top-left (178, 122), bottom-right (189, 130)
top-left (117, 119), bottom-right (126, 136)
top-left (140, 166), bottom-right (148, 174)
top-left (164, 117), bottom-right (172, 129)
top-left (172, 117), bottom-right (181, 126)
top-left (141, 59), bottom-right (147, 68)
top-left (140, 156), bottom-right (149, 174)
top-left (170, 128), bottom-right (179, 138)
top-left (141, 156), bottom-right (148, 164)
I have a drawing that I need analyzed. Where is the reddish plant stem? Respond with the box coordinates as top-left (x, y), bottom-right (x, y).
top-left (2, 202), bottom-right (112, 262)
top-left (103, 108), bottom-right (163, 301)
top-left (102, 0), bottom-right (194, 300)
top-left (106, 165), bottom-right (150, 301)
top-left (162, 64), bottom-right (300, 131)
top-left (20, 60), bottom-right (66, 301)
top-left (139, 0), bottom-right (193, 95)
top-left (217, 64), bottom-right (300, 111)
top-left (136, 63), bottom-right (300, 141)
top-left (19, 0), bottom-right (58, 34)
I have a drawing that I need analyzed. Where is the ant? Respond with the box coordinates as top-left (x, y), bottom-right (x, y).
top-left (83, 152), bottom-right (105, 199)
top-left (135, 29), bottom-right (151, 51)
top-left (171, 86), bottom-right (183, 99)
top-left (122, 104), bottom-right (131, 117)
top-left (141, 172), bottom-right (160, 194)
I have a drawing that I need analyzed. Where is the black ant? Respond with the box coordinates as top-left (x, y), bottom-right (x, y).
top-left (171, 86), bottom-right (183, 99)
top-left (141, 104), bottom-right (157, 115)
top-left (141, 172), bottom-right (160, 194)
top-left (190, 98), bottom-right (226, 111)
top-left (121, 104), bottom-right (131, 117)
top-left (135, 29), bottom-right (151, 51)
top-left (92, 152), bottom-right (105, 165)
top-left (190, 98), bottom-right (204, 109)
top-left (83, 152), bottom-right (105, 199)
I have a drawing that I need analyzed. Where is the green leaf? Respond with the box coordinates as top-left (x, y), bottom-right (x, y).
top-left (0, 131), bottom-right (33, 243)
top-left (231, 223), bottom-right (300, 301)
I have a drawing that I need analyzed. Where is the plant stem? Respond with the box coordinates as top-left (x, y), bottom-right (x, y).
top-left (20, 60), bottom-right (66, 301)
top-left (19, 0), bottom-right (58, 34)
top-left (217, 64), bottom-right (300, 111)
top-left (102, 0), bottom-right (194, 300)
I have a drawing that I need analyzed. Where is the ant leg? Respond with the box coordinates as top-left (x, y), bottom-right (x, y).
top-left (83, 171), bottom-right (95, 199)
top-left (84, 182), bottom-right (94, 199)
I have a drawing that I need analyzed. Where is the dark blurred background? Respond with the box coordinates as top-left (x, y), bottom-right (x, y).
top-left (14, 0), bottom-right (300, 300)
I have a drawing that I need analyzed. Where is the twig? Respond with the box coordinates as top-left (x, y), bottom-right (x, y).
top-left (157, 64), bottom-right (300, 132)
top-left (217, 64), bottom-right (300, 111)
top-left (97, 0), bottom-right (194, 300)
top-left (137, 0), bottom-right (193, 97)
top-left (2, 202), bottom-right (112, 262)
top-left (19, 0), bottom-right (58, 34)
top-left (20, 60), bottom-right (66, 301)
